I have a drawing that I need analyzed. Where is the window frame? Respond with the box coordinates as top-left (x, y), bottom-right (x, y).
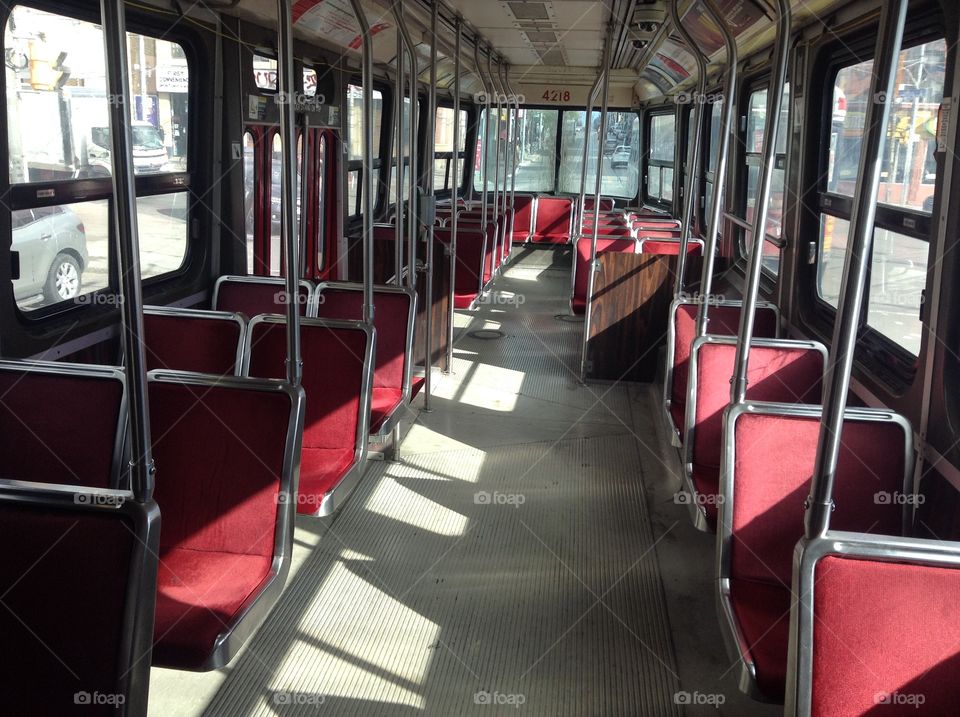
top-left (3, 2), bottom-right (196, 320)
top-left (344, 79), bottom-right (390, 219)
top-left (644, 107), bottom-right (677, 209)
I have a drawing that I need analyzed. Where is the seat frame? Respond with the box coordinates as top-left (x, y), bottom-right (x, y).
top-left (0, 479), bottom-right (160, 715)
top-left (148, 369), bottom-right (305, 669)
top-left (682, 334), bottom-right (828, 530)
top-left (784, 531), bottom-right (955, 717)
top-left (311, 281), bottom-right (417, 438)
top-left (662, 298), bottom-right (781, 447)
top-left (211, 275), bottom-right (315, 315)
top-left (143, 305), bottom-right (247, 376)
top-left (241, 316), bottom-right (374, 517)
top-left (718, 402), bottom-right (913, 700)
top-left (0, 358), bottom-right (129, 489)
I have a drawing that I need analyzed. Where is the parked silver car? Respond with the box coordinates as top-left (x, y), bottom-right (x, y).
top-left (12, 205), bottom-right (89, 304)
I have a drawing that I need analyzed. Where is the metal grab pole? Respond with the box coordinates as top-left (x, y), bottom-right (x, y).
top-left (347, 0), bottom-right (374, 324)
top-left (695, 0), bottom-right (739, 338)
top-left (475, 42), bottom-right (491, 291)
top-left (805, 0), bottom-right (908, 538)
top-left (394, 1), bottom-right (419, 291)
top-left (446, 15), bottom-right (462, 371)
top-left (500, 62), bottom-right (515, 261)
top-left (729, 0), bottom-right (791, 405)
top-left (504, 63), bottom-right (518, 243)
top-left (669, 0), bottom-right (708, 296)
top-left (423, 0), bottom-right (438, 411)
top-left (579, 27), bottom-right (613, 383)
top-left (394, 15), bottom-right (405, 284)
top-left (100, 0), bottom-right (154, 502)
top-left (577, 73), bottom-right (604, 239)
top-left (487, 50), bottom-right (502, 269)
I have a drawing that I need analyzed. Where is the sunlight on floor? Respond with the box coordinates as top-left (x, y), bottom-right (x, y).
top-left (365, 476), bottom-right (470, 536)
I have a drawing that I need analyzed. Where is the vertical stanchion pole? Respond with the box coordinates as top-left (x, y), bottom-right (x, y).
top-left (476, 42), bottom-right (491, 294)
top-left (347, 0), bottom-right (374, 325)
top-left (487, 49), bottom-right (501, 271)
top-left (668, 0), bottom-right (708, 296)
top-left (577, 73), bottom-right (604, 241)
top-left (447, 15), bottom-right (462, 371)
top-left (394, 2), bottom-right (419, 292)
top-left (805, 0), bottom-right (908, 537)
top-left (579, 27), bottom-right (613, 383)
top-left (729, 0), bottom-right (791, 404)
top-left (695, 0), bottom-right (739, 337)
top-left (99, 0), bottom-right (155, 501)
top-left (394, 12), bottom-right (405, 284)
top-left (423, 0), bottom-right (439, 411)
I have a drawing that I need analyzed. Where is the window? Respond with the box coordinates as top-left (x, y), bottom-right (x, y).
top-left (816, 38), bottom-right (945, 356)
top-left (741, 84), bottom-right (790, 276)
top-left (476, 108), bottom-right (557, 193)
top-left (254, 54), bottom-right (277, 91)
top-left (243, 131), bottom-right (256, 271)
top-left (431, 106), bottom-right (467, 192)
top-left (558, 111), bottom-right (640, 199)
top-left (303, 68), bottom-right (318, 97)
top-left (646, 112), bottom-right (675, 204)
top-left (5, 5), bottom-right (190, 312)
top-left (345, 83), bottom-right (384, 216)
top-left (704, 101), bottom-right (723, 223)
top-left (388, 97), bottom-right (412, 207)
top-left (316, 135), bottom-right (326, 270)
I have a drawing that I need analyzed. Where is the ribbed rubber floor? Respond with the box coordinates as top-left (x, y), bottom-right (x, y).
top-left (151, 246), bottom-right (682, 716)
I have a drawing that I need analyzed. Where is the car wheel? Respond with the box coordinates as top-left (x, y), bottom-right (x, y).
top-left (44, 253), bottom-right (82, 303)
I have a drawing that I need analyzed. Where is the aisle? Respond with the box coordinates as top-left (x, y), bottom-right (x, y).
top-left (150, 246), bottom-right (683, 716)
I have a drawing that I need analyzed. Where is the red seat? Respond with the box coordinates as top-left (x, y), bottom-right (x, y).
top-left (144, 307), bottom-right (245, 376)
top-left (511, 194), bottom-right (534, 243)
top-left (148, 372), bottom-right (304, 669)
top-left (0, 360), bottom-right (126, 489)
top-left (666, 302), bottom-right (779, 443)
top-left (685, 337), bottom-right (826, 528)
top-left (313, 283), bottom-right (415, 435)
top-left (245, 317), bottom-right (373, 516)
top-left (0, 484), bottom-right (159, 715)
top-left (212, 275), bottom-right (312, 318)
top-left (723, 407), bottom-right (909, 701)
top-left (572, 236), bottom-right (636, 315)
top-left (435, 225), bottom-right (488, 308)
top-left (802, 551), bottom-right (960, 716)
top-left (582, 197), bottom-right (614, 211)
top-left (533, 197), bottom-right (574, 243)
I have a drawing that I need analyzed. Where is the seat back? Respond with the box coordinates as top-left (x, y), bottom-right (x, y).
top-left (512, 194), bottom-right (535, 242)
top-left (723, 404), bottom-right (910, 589)
top-left (0, 482), bottom-right (159, 716)
top-left (533, 197), bottom-right (574, 243)
top-left (664, 300), bottom-right (780, 443)
top-left (143, 307), bottom-right (245, 375)
top-left (312, 282), bottom-right (415, 398)
top-left (788, 534), bottom-right (960, 717)
top-left (686, 337), bottom-right (826, 478)
top-left (582, 197), bottom-right (614, 211)
top-left (456, 220), bottom-right (497, 284)
top-left (435, 225), bottom-right (486, 308)
top-left (638, 237), bottom-right (702, 255)
top-left (212, 275), bottom-right (312, 318)
top-left (0, 360), bottom-right (126, 489)
top-left (244, 316), bottom-right (373, 469)
top-left (572, 236), bottom-right (636, 314)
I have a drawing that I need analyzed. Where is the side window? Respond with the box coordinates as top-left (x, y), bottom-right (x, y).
top-left (742, 83), bottom-right (790, 276)
top-left (346, 83), bottom-right (383, 216)
top-left (817, 38), bottom-right (946, 357)
top-left (243, 130), bottom-right (256, 271)
top-left (558, 110), bottom-right (639, 198)
top-left (5, 5), bottom-right (190, 312)
top-left (433, 106), bottom-right (465, 192)
top-left (646, 112), bottom-right (675, 205)
top-left (316, 135), bottom-right (326, 270)
top-left (478, 108), bottom-right (558, 193)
